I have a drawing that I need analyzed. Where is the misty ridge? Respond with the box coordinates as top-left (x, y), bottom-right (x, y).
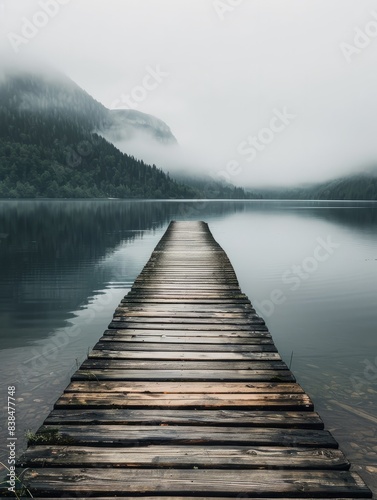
top-left (0, 64), bottom-right (176, 145)
top-left (0, 61), bottom-right (376, 200)
top-left (0, 64), bottom-right (254, 199)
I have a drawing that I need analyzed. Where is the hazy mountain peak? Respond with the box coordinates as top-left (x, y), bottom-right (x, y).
top-left (0, 67), bottom-right (177, 147)
top-left (104, 108), bottom-right (177, 145)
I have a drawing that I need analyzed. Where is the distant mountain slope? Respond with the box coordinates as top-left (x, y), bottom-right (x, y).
top-left (104, 109), bottom-right (177, 145)
top-left (0, 69), bottom-right (193, 198)
top-left (2, 68), bottom-right (375, 201)
top-left (0, 69), bottom-right (177, 144)
top-left (0, 68), bottom-right (254, 199)
top-left (309, 172), bottom-right (377, 200)
top-left (254, 172), bottom-right (377, 200)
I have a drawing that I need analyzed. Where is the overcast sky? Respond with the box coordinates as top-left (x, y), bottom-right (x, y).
top-left (1, 0), bottom-right (377, 187)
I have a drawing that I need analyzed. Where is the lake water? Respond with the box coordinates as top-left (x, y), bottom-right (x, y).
top-left (0, 199), bottom-right (376, 492)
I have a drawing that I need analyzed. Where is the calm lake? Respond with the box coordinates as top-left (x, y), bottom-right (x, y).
top-left (0, 199), bottom-right (376, 492)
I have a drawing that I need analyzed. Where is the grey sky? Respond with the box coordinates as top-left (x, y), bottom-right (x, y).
top-left (1, 0), bottom-right (377, 187)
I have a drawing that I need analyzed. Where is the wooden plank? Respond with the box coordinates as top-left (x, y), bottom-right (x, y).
top-left (102, 333), bottom-right (272, 343)
top-left (65, 381), bottom-right (303, 394)
top-left (124, 294), bottom-right (251, 299)
top-left (94, 340), bottom-right (276, 352)
top-left (104, 328), bottom-right (269, 337)
top-left (71, 369), bottom-right (295, 381)
top-left (130, 279), bottom-right (238, 283)
top-left (19, 445), bottom-right (350, 470)
top-left (131, 285), bottom-right (242, 289)
top-left (117, 306), bottom-right (256, 313)
top-left (108, 322), bottom-right (268, 331)
top-left (133, 281), bottom-right (240, 285)
top-left (82, 359), bottom-right (288, 370)
top-left (133, 275), bottom-right (238, 279)
top-left (113, 309), bottom-right (256, 318)
top-left (135, 276), bottom-right (239, 280)
top-left (30, 498), bottom-right (374, 500)
top-left (119, 298), bottom-right (255, 302)
top-left (54, 392), bottom-right (313, 410)
top-left (136, 268), bottom-right (238, 272)
top-left (32, 425), bottom-right (337, 447)
top-left (121, 298), bottom-right (252, 304)
top-left (128, 290), bottom-right (239, 293)
top-left (141, 262), bottom-right (235, 265)
top-left (21, 469), bottom-right (372, 497)
top-left (88, 351), bottom-right (281, 362)
top-left (130, 286), bottom-right (242, 291)
top-left (44, 409), bottom-right (325, 428)
top-left (138, 270), bottom-right (236, 272)
top-left (111, 317), bottom-right (264, 326)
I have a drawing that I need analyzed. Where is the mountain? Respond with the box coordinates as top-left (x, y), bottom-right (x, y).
top-left (307, 172), bottom-right (377, 200)
top-left (104, 109), bottom-right (177, 146)
top-left (252, 171), bottom-right (377, 200)
top-left (0, 68), bottom-right (193, 198)
top-left (0, 68), bottom-right (254, 199)
top-left (1, 68), bottom-right (177, 145)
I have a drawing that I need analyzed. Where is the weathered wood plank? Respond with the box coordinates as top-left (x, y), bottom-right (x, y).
top-left (94, 340), bottom-right (277, 352)
top-left (27, 493), bottom-right (369, 500)
top-left (118, 306), bottom-right (256, 314)
top-left (83, 357), bottom-right (288, 371)
top-left (110, 316), bottom-right (266, 325)
top-left (122, 298), bottom-right (252, 304)
top-left (113, 309), bottom-right (257, 319)
top-left (21, 469), bottom-right (372, 497)
top-left (19, 445), bottom-right (350, 470)
top-left (44, 409), bottom-right (325, 428)
top-left (133, 282), bottom-right (240, 286)
top-left (111, 319), bottom-right (266, 329)
top-left (88, 351), bottom-right (281, 362)
top-left (133, 279), bottom-right (240, 284)
top-left (71, 369), bottom-right (294, 381)
top-left (127, 292), bottom-right (240, 296)
top-left (131, 284), bottom-right (241, 290)
top-left (102, 333), bottom-right (273, 343)
top-left (65, 381), bottom-right (302, 394)
top-left (32, 425), bottom-right (337, 447)
top-left (108, 321), bottom-right (268, 331)
top-left (54, 392), bottom-right (313, 410)
top-left (133, 270), bottom-right (238, 274)
top-left (104, 328), bottom-right (269, 337)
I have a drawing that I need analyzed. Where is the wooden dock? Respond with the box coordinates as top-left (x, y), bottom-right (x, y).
top-left (16, 221), bottom-right (372, 498)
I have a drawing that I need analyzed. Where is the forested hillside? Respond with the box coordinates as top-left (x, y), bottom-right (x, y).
top-left (0, 70), bottom-right (256, 199)
top-left (3, 69), bottom-right (372, 201)
top-left (0, 71), bottom-right (197, 198)
top-left (309, 174), bottom-right (377, 200)
top-left (255, 172), bottom-right (377, 200)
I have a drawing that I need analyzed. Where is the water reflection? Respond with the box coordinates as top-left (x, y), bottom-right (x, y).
top-left (0, 200), bottom-right (166, 347)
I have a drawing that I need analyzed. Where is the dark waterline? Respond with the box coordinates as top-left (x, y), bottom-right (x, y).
top-left (0, 199), bottom-right (376, 492)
